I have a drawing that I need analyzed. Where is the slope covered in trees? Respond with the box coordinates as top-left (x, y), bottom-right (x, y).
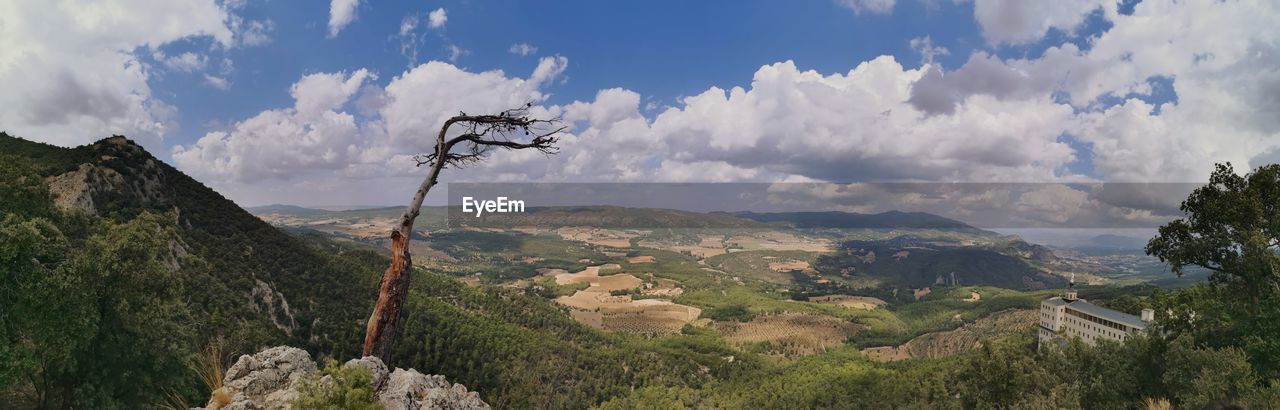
top-left (3, 133), bottom-right (1278, 408)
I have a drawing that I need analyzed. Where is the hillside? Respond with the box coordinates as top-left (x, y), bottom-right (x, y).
top-left (2, 133), bottom-right (379, 356)
top-left (730, 210), bottom-right (983, 231)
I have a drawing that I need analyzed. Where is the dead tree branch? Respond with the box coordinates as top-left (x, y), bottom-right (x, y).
top-left (362, 103), bottom-right (564, 363)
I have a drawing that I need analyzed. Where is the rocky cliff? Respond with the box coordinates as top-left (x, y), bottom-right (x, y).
top-left (199, 346), bottom-right (489, 410)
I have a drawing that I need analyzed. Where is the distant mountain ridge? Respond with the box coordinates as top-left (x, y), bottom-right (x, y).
top-left (728, 210), bottom-right (988, 231)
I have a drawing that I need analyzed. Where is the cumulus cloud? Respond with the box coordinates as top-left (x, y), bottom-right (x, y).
top-left (236, 18), bottom-right (274, 46)
top-left (176, 0), bottom-right (1280, 211)
top-left (427, 8), bottom-right (447, 29)
top-left (912, 0), bottom-right (1280, 182)
top-left (327, 0), bottom-right (360, 37)
top-left (973, 0), bottom-right (1108, 45)
top-left (0, 0), bottom-right (234, 148)
top-left (204, 74), bottom-right (231, 90)
top-left (834, 0), bottom-right (896, 15)
top-left (509, 43), bottom-right (538, 57)
top-left (173, 69), bottom-right (373, 180)
top-left (156, 51), bottom-right (208, 72)
top-left (174, 60), bottom-right (569, 183)
top-left (646, 58), bottom-right (1078, 182)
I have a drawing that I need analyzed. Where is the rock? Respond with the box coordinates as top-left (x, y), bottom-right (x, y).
top-left (216, 346), bottom-right (317, 409)
top-left (344, 356), bottom-right (389, 391)
top-left (377, 368), bottom-right (489, 410)
top-left (197, 346), bottom-right (488, 410)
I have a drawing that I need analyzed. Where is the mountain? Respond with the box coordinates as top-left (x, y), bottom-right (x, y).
top-left (1, 133), bottom-right (379, 357)
top-left (246, 204), bottom-right (332, 216)
top-left (1086, 234), bottom-right (1150, 250)
top-left (729, 210), bottom-right (991, 232)
top-left (460, 205), bottom-right (766, 229)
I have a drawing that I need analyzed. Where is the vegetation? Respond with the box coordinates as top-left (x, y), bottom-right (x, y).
top-left (3, 133), bottom-right (1278, 409)
top-left (291, 361), bottom-right (379, 410)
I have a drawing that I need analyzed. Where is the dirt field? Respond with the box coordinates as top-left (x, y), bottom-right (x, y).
top-left (808, 294), bottom-right (887, 310)
top-left (767, 259), bottom-right (811, 272)
top-left (716, 314), bottom-right (862, 356)
top-left (627, 255), bottom-right (655, 263)
top-left (727, 232), bottom-right (833, 252)
top-left (552, 265), bottom-right (702, 335)
top-left (556, 227), bottom-right (637, 248)
top-left (552, 266), bottom-right (643, 292)
top-left (666, 235), bottom-right (728, 258)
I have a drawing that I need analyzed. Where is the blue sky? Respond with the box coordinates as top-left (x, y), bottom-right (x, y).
top-left (150, 0), bottom-right (995, 154)
top-left (2, 0), bottom-right (1276, 210)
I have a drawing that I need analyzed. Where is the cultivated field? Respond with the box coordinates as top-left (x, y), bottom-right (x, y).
top-left (808, 294), bottom-right (888, 310)
top-left (716, 314), bottom-right (862, 356)
top-left (551, 265), bottom-right (703, 335)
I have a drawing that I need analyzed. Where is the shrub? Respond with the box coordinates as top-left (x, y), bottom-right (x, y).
top-left (292, 360), bottom-right (379, 410)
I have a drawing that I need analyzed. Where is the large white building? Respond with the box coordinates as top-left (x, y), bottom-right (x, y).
top-left (1038, 276), bottom-right (1153, 348)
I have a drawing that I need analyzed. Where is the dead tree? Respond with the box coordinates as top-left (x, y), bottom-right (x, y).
top-left (363, 103), bottom-right (563, 362)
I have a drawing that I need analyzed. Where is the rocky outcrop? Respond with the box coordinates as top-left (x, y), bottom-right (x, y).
top-left (201, 346), bottom-right (488, 410)
top-left (45, 163), bottom-right (123, 214)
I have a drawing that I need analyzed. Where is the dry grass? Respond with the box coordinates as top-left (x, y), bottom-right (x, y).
top-left (1141, 398), bottom-right (1172, 410)
top-left (191, 340), bottom-right (230, 410)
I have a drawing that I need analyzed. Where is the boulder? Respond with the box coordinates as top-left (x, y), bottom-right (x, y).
top-left (377, 368), bottom-right (488, 410)
top-left (197, 346), bottom-right (488, 410)
top-left (216, 346), bottom-right (317, 409)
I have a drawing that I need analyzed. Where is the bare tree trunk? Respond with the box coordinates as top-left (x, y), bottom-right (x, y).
top-left (360, 106), bottom-right (560, 364)
top-left (362, 120), bottom-right (454, 362)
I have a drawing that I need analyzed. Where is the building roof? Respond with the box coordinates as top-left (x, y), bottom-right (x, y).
top-left (1042, 297), bottom-right (1068, 308)
top-left (1065, 300), bottom-right (1148, 330)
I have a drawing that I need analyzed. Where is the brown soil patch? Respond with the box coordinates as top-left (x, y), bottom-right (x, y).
top-left (553, 266), bottom-right (642, 293)
top-left (768, 259), bottom-right (811, 272)
top-left (716, 314), bottom-right (861, 356)
top-left (808, 295), bottom-right (887, 310)
top-left (627, 255), bottom-right (655, 263)
top-left (556, 227), bottom-right (637, 248)
top-left (727, 232), bottom-right (833, 252)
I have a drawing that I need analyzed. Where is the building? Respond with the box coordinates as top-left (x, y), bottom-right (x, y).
top-left (1038, 275), bottom-right (1153, 348)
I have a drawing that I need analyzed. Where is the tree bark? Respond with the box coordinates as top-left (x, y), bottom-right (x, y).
top-left (362, 120), bottom-right (454, 363)
top-left (360, 108), bottom-right (559, 364)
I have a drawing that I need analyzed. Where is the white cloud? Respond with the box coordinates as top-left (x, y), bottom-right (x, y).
top-left (834, 0), bottom-right (896, 15)
top-left (509, 43), bottom-right (538, 57)
top-left (427, 8), bottom-right (447, 29)
top-left (973, 0), bottom-right (1108, 45)
top-left (0, 0), bottom-right (234, 149)
top-left (236, 18), bottom-right (273, 46)
top-left (645, 58), bottom-right (1077, 182)
top-left (446, 44), bottom-right (468, 62)
top-left (157, 51), bottom-right (208, 72)
top-left (327, 0), bottom-right (360, 38)
top-left (175, 0), bottom-right (1280, 207)
top-left (174, 69), bottom-right (373, 181)
top-left (203, 74), bottom-right (231, 90)
top-left (174, 61), bottom-right (569, 184)
top-left (909, 36), bottom-right (948, 65)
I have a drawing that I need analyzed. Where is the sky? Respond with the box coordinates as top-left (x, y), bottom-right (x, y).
top-left (2, 0), bottom-right (1279, 216)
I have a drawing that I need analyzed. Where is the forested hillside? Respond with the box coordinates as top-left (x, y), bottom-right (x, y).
top-left (2, 134), bottom-right (1278, 408)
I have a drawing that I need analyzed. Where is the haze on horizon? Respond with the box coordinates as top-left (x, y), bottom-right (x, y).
top-left (3, 0), bottom-right (1278, 216)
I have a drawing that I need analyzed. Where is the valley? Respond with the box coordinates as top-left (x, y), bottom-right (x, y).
top-left (4, 133), bottom-right (1269, 408)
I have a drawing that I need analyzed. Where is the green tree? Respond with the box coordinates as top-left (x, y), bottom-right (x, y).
top-left (1147, 163), bottom-right (1280, 378)
top-left (0, 213), bottom-right (199, 407)
top-left (1147, 163), bottom-right (1279, 312)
